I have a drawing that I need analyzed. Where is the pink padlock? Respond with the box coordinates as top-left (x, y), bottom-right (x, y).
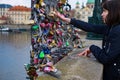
top-left (47, 39), bottom-right (52, 44)
top-left (40, 23), bottom-right (45, 28)
top-left (34, 58), bottom-right (38, 64)
top-left (56, 29), bottom-right (62, 36)
top-left (48, 23), bottom-right (52, 28)
top-left (57, 38), bottom-right (63, 47)
top-left (44, 66), bottom-right (51, 72)
top-left (46, 62), bottom-right (53, 66)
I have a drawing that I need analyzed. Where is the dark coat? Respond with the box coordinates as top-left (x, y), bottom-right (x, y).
top-left (70, 18), bottom-right (120, 80)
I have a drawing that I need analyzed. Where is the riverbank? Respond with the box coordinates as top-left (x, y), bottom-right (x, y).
top-left (1, 24), bottom-right (31, 29)
top-left (0, 24), bottom-right (31, 32)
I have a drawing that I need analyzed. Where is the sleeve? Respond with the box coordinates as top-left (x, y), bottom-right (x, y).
top-left (90, 28), bottom-right (120, 64)
top-left (70, 18), bottom-right (107, 34)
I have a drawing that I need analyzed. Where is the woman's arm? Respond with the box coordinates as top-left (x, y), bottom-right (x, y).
top-left (90, 27), bottom-right (120, 64)
top-left (70, 18), bottom-right (107, 34)
top-left (54, 11), bottom-right (107, 34)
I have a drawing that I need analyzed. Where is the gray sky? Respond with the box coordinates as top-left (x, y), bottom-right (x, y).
top-left (0, 0), bottom-right (87, 9)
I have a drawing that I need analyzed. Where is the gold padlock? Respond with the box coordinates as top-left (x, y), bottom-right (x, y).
top-left (39, 0), bottom-right (43, 4)
top-left (60, 0), bottom-right (66, 4)
top-left (50, 31), bottom-right (54, 35)
top-left (35, 4), bottom-right (39, 8)
top-left (51, 40), bottom-right (57, 46)
top-left (39, 0), bottom-right (46, 7)
top-left (31, 50), bottom-right (35, 58)
top-left (37, 37), bottom-right (41, 43)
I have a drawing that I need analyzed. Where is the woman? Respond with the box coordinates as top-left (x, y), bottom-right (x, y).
top-left (54, 0), bottom-right (120, 80)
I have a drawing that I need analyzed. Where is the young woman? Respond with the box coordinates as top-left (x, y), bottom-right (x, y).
top-left (54, 0), bottom-right (120, 80)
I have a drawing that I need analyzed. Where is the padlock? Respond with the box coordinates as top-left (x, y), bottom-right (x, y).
top-left (35, 4), bottom-right (39, 9)
top-left (43, 28), bottom-right (49, 35)
top-left (49, 30), bottom-right (54, 35)
top-left (60, 0), bottom-right (66, 4)
top-left (40, 23), bottom-right (45, 28)
top-left (57, 38), bottom-right (63, 47)
top-left (66, 41), bottom-right (69, 46)
top-left (56, 29), bottom-right (62, 36)
top-left (31, 25), bottom-right (39, 31)
top-left (37, 37), bottom-right (41, 43)
top-left (47, 39), bottom-right (52, 44)
top-left (39, 0), bottom-right (46, 7)
top-left (46, 62), bottom-right (53, 66)
top-left (34, 55), bottom-right (39, 64)
top-left (44, 66), bottom-right (51, 72)
top-left (27, 66), bottom-right (38, 77)
top-left (46, 54), bottom-right (52, 59)
top-left (34, 58), bottom-right (39, 64)
top-left (38, 51), bottom-right (45, 59)
top-left (43, 46), bottom-right (50, 54)
top-left (24, 64), bottom-right (30, 71)
top-left (51, 40), bottom-right (57, 47)
top-left (30, 50), bottom-right (35, 58)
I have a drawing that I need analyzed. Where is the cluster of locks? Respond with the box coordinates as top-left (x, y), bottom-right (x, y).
top-left (24, 0), bottom-right (84, 80)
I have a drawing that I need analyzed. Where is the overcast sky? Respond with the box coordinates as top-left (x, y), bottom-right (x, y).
top-left (0, 0), bottom-right (87, 9)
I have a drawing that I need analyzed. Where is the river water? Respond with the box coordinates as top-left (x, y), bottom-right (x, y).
top-left (0, 32), bottom-right (31, 80)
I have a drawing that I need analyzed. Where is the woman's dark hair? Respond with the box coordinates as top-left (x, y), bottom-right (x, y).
top-left (102, 0), bottom-right (120, 26)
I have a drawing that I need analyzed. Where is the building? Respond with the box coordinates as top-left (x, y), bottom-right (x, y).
top-left (0, 4), bottom-right (12, 17)
top-left (86, 0), bottom-right (95, 9)
top-left (73, 0), bottom-right (95, 22)
top-left (79, 6), bottom-right (93, 22)
top-left (74, 1), bottom-right (81, 20)
top-left (0, 4), bottom-right (12, 24)
top-left (7, 6), bottom-right (31, 24)
top-left (0, 16), bottom-right (8, 24)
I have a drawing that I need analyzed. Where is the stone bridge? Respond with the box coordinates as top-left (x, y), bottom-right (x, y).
top-left (37, 34), bottom-right (103, 80)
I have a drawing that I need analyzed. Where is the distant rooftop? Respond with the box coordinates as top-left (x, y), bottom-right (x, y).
top-left (0, 4), bottom-right (12, 8)
top-left (76, 1), bottom-right (80, 5)
top-left (87, 0), bottom-right (95, 4)
top-left (9, 6), bottom-right (31, 11)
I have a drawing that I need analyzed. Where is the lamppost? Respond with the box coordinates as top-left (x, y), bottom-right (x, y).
top-left (31, 0), bottom-right (34, 20)
top-left (86, 0), bottom-right (104, 40)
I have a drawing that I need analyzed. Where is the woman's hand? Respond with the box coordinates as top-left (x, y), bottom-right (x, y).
top-left (53, 11), bottom-right (71, 23)
top-left (53, 11), bottom-right (65, 20)
top-left (78, 48), bottom-right (91, 57)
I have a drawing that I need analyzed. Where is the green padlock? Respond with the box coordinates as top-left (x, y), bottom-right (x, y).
top-left (66, 41), bottom-right (69, 46)
top-left (39, 51), bottom-right (45, 59)
top-left (24, 64), bottom-right (30, 71)
top-left (32, 25), bottom-right (39, 30)
top-left (59, 8), bottom-right (63, 14)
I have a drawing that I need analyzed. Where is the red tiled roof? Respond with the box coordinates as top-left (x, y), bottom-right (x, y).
top-left (9, 5), bottom-right (31, 11)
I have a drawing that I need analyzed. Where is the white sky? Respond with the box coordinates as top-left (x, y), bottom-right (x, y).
top-left (68, 0), bottom-right (87, 8)
top-left (0, 0), bottom-right (31, 7)
top-left (0, 0), bottom-right (87, 9)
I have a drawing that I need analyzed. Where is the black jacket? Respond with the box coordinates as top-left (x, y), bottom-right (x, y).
top-left (70, 18), bottom-right (120, 80)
